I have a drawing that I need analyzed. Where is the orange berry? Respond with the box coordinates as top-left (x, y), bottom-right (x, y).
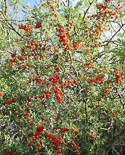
top-left (19, 119), bottom-right (22, 123)
top-left (54, 114), bottom-right (57, 118)
top-left (115, 111), bottom-right (118, 114)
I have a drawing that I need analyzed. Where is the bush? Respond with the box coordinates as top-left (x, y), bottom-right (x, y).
top-left (0, 0), bottom-right (125, 154)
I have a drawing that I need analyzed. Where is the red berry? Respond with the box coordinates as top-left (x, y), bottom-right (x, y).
top-left (21, 109), bottom-right (24, 113)
top-left (91, 135), bottom-right (96, 139)
top-left (37, 146), bottom-right (41, 150)
top-left (72, 136), bottom-right (75, 139)
top-left (58, 150), bottom-right (61, 153)
top-left (29, 121), bottom-right (33, 125)
top-left (8, 150), bottom-right (12, 155)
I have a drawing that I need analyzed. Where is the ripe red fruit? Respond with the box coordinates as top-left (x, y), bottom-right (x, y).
top-left (8, 150), bottom-right (12, 155)
top-left (107, 81), bottom-right (110, 85)
top-left (72, 136), bottom-right (75, 139)
top-left (63, 142), bottom-right (66, 145)
top-left (37, 142), bottom-right (40, 146)
top-left (27, 118), bottom-right (30, 121)
top-left (49, 107), bottom-right (52, 110)
top-left (58, 150), bottom-right (62, 153)
top-left (41, 100), bottom-right (44, 104)
top-left (32, 136), bottom-right (36, 140)
top-left (58, 133), bottom-right (61, 136)
top-left (37, 146), bottom-right (41, 150)
top-left (29, 121), bottom-right (33, 125)
top-left (105, 0), bottom-right (110, 2)
top-left (91, 135), bottom-right (96, 139)
top-left (21, 109), bottom-right (24, 113)
top-left (78, 78), bottom-right (81, 81)
top-left (11, 53), bottom-right (16, 58)
top-left (29, 131), bottom-right (33, 135)
top-left (0, 92), bottom-right (3, 96)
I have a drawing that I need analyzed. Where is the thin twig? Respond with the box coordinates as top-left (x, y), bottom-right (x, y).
top-left (105, 23), bottom-right (125, 46)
